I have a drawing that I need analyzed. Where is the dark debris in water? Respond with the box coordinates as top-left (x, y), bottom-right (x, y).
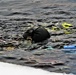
top-left (2, 56), bottom-right (17, 60)
top-left (31, 63), bottom-right (54, 68)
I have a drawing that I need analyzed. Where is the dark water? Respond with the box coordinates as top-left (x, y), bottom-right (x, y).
top-left (0, 0), bottom-right (76, 75)
top-left (68, 0), bottom-right (76, 2)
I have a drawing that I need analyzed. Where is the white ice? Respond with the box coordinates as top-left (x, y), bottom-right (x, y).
top-left (0, 62), bottom-right (74, 75)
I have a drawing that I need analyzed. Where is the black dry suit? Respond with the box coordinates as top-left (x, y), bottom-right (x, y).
top-left (23, 27), bottom-right (50, 43)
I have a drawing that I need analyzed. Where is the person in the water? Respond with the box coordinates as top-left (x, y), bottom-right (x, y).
top-left (23, 26), bottom-right (50, 43)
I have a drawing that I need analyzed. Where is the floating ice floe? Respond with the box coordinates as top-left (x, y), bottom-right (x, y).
top-left (0, 62), bottom-right (74, 75)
